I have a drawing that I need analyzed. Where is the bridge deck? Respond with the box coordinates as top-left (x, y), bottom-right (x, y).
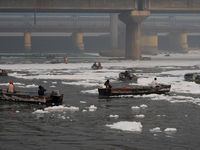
top-left (0, 0), bottom-right (200, 13)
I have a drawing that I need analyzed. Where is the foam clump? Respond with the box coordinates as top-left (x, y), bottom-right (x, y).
top-left (32, 110), bottom-right (49, 114)
top-left (89, 105), bottom-right (97, 111)
top-left (131, 106), bottom-right (140, 110)
top-left (109, 115), bottom-right (119, 118)
top-left (106, 121), bottom-right (142, 132)
top-left (135, 114), bottom-right (145, 118)
top-left (150, 127), bottom-right (162, 132)
top-left (44, 106), bottom-right (79, 112)
top-left (164, 128), bottom-right (177, 132)
top-left (140, 104), bottom-right (148, 108)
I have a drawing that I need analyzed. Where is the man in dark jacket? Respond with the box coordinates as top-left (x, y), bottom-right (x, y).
top-left (38, 85), bottom-right (46, 96)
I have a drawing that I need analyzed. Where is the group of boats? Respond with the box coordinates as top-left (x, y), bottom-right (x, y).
top-left (0, 69), bottom-right (64, 104)
top-left (3, 64), bottom-right (199, 103)
top-left (96, 68), bottom-right (171, 97)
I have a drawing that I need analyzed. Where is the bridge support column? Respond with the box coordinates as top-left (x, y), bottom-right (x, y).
top-left (119, 11), bottom-right (150, 60)
top-left (71, 32), bottom-right (84, 53)
top-left (110, 13), bottom-right (118, 50)
top-left (99, 13), bottom-right (124, 57)
top-left (169, 33), bottom-right (188, 53)
top-left (142, 34), bottom-right (158, 55)
top-left (24, 32), bottom-right (31, 53)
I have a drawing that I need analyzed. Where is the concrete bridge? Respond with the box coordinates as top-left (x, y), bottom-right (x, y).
top-left (1, 0), bottom-right (200, 59)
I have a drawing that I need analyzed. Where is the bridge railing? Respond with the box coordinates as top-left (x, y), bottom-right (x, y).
top-left (0, 14), bottom-right (200, 27)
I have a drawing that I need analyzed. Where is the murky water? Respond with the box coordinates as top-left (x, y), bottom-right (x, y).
top-left (1, 54), bottom-right (200, 150)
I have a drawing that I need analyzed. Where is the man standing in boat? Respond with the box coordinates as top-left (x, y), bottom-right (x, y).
top-left (38, 86), bottom-right (46, 96)
top-left (7, 81), bottom-right (15, 93)
top-left (151, 78), bottom-right (160, 88)
top-left (104, 80), bottom-right (112, 88)
top-left (193, 72), bottom-right (198, 81)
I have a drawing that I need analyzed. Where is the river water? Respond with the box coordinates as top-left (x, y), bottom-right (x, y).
top-left (1, 52), bottom-right (200, 150)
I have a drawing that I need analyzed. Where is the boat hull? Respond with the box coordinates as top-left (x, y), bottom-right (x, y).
top-left (119, 72), bottom-right (138, 81)
top-left (0, 89), bottom-right (63, 103)
top-left (98, 85), bottom-right (171, 96)
top-left (119, 76), bottom-right (138, 81)
top-left (91, 66), bottom-right (103, 70)
top-left (0, 72), bottom-right (7, 76)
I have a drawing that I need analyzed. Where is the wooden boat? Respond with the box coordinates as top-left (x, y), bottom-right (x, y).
top-left (51, 58), bottom-right (68, 64)
top-left (184, 73), bottom-right (200, 81)
top-left (0, 72), bottom-right (7, 76)
top-left (119, 72), bottom-right (138, 81)
top-left (98, 84), bottom-right (171, 96)
top-left (91, 66), bottom-right (103, 70)
top-left (0, 89), bottom-right (64, 103)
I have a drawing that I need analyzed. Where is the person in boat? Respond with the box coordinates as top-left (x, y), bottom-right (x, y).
top-left (104, 80), bottom-right (112, 88)
top-left (124, 71), bottom-right (130, 77)
top-left (2, 69), bottom-right (5, 73)
top-left (64, 57), bottom-right (68, 62)
top-left (93, 62), bottom-right (97, 67)
top-left (193, 72), bottom-right (198, 81)
top-left (98, 62), bottom-right (101, 67)
top-left (151, 78), bottom-right (160, 88)
top-left (38, 85), bottom-right (46, 96)
top-left (97, 62), bottom-right (101, 69)
top-left (7, 81), bottom-right (15, 93)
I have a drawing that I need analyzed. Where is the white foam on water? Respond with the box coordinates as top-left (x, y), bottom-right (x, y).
top-left (89, 105), bottom-right (97, 111)
top-left (26, 84), bottom-right (38, 88)
top-left (109, 115), bottom-right (119, 118)
top-left (43, 105), bottom-right (79, 112)
top-left (164, 128), bottom-right (177, 132)
top-left (105, 121), bottom-right (142, 132)
top-left (2, 53), bottom-right (200, 106)
top-left (131, 106), bottom-right (140, 110)
top-left (49, 85), bottom-right (56, 88)
top-left (150, 127), bottom-right (162, 132)
top-left (80, 89), bottom-right (98, 94)
top-left (135, 114), bottom-right (145, 118)
top-left (140, 104), bottom-right (148, 108)
top-left (32, 110), bottom-right (49, 114)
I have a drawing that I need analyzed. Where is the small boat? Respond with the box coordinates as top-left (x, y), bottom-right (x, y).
top-left (0, 89), bottom-right (64, 103)
top-left (91, 66), bottom-right (103, 70)
top-left (98, 84), bottom-right (171, 96)
top-left (184, 73), bottom-right (200, 81)
top-left (0, 72), bottom-right (7, 76)
top-left (119, 72), bottom-right (138, 81)
top-left (51, 58), bottom-right (68, 64)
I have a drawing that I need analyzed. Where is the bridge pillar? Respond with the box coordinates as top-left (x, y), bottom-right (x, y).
top-left (24, 32), bottom-right (31, 53)
top-left (99, 13), bottom-right (125, 57)
top-left (119, 11), bottom-right (150, 60)
top-left (71, 31), bottom-right (84, 53)
top-left (142, 33), bottom-right (158, 55)
top-left (169, 33), bottom-right (188, 53)
top-left (110, 13), bottom-right (118, 50)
